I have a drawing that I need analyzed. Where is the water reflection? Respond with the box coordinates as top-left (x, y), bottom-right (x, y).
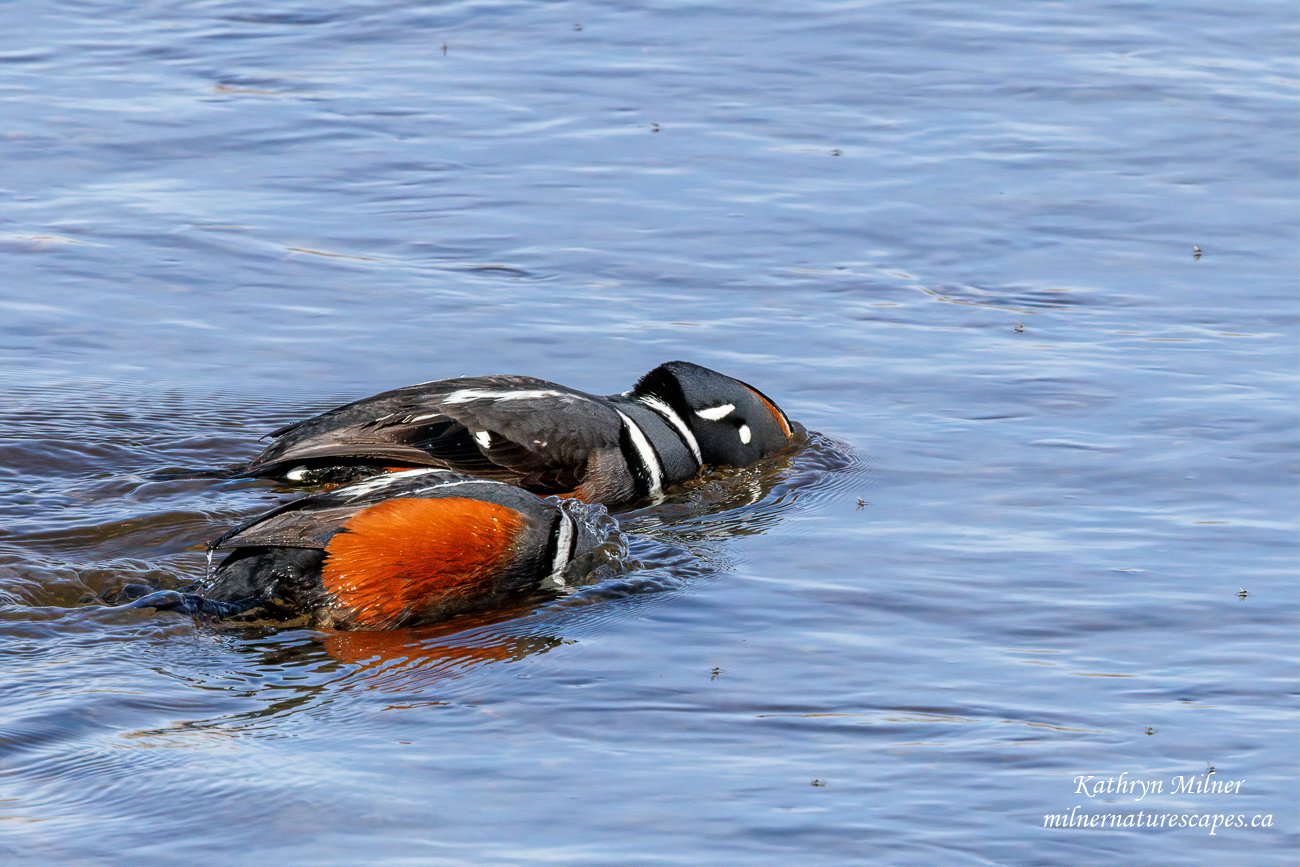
top-left (133, 599), bottom-right (586, 732)
top-left (0, 381), bottom-right (866, 737)
top-left (100, 428), bottom-right (867, 731)
top-left (621, 431), bottom-right (867, 538)
top-left (7, 1), bottom-right (1292, 861)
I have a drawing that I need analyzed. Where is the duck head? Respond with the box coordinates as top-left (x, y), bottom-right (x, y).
top-left (633, 360), bottom-right (796, 467)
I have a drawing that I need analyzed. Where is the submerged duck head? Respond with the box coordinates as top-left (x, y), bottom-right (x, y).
top-left (634, 360), bottom-right (796, 468)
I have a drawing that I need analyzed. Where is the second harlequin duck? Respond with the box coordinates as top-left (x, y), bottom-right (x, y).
top-left (242, 360), bottom-right (800, 506)
top-left (125, 469), bottom-right (623, 629)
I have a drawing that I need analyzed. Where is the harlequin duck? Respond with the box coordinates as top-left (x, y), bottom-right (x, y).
top-left (243, 360), bottom-right (800, 507)
top-left (126, 469), bottom-right (621, 629)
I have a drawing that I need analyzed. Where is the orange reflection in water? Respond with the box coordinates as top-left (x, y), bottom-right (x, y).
top-left (318, 598), bottom-right (563, 694)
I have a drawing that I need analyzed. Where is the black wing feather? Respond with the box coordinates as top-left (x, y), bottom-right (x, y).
top-left (243, 375), bottom-right (624, 490)
top-left (214, 470), bottom-right (542, 550)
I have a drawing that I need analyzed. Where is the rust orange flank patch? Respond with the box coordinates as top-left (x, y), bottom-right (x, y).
top-left (322, 497), bottom-right (525, 629)
top-left (747, 386), bottom-right (793, 440)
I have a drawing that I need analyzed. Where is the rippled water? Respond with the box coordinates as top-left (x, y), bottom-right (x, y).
top-left (2, 1), bottom-right (1296, 864)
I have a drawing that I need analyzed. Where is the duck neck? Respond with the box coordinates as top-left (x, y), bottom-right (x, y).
top-left (617, 397), bottom-right (703, 490)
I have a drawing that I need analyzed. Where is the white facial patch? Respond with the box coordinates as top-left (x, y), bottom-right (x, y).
top-left (739, 424), bottom-right (752, 445)
top-left (473, 430), bottom-right (492, 448)
top-left (444, 388), bottom-right (575, 404)
top-left (695, 403), bottom-right (735, 421)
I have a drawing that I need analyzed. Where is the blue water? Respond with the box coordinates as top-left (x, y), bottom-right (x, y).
top-left (2, 1), bottom-right (1296, 864)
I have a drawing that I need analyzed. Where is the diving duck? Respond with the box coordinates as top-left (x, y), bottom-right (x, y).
top-left (126, 469), bottom-right (621, 629)
top-left (243, 360), bottom-right (799, 506)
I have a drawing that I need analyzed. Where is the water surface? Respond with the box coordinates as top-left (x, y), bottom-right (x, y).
top-left (2, 1), bottom-right (1296, 864)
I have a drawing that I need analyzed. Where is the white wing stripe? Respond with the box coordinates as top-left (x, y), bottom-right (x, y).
top-left (444, 388), bottom-right (576, 404)
top-left (338, 469), bottom-right (474, 499)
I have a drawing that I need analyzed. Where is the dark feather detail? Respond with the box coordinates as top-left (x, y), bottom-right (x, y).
top-left (244, 375), bottom-right (624, 496)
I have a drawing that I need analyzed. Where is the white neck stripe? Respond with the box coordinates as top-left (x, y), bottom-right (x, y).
top-left (548, 509), bottom-right (575, 588)
top-left (637, 395), bottom-right (703, 465)
top-left (616, 410), bottom-right (663, 496)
